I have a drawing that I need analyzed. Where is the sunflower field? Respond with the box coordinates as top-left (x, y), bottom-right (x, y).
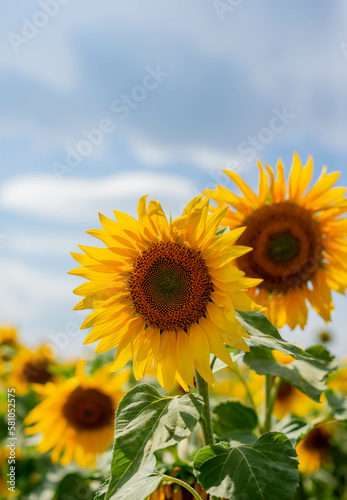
top-left (1, 156), bottom-right (347, 500)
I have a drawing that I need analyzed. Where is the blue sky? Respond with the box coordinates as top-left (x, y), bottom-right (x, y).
top-left (1, 1), bottom-right (347, 359)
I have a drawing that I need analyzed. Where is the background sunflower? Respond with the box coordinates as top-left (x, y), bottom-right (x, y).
top-left (206, 154), bottom-right (347, 329)
top-left (24, 361), bottom-right (129, 468)
top-left (296, 424), bottom-right (334, 475)
top-left (6, 346), bottom-right (55, 396)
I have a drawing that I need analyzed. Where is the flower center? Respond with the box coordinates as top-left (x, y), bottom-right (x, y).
top-left (63, 387), bottom-right (114, 430)
top-left (236, 202), bottom-right (323, 292)
top-left (303, 427), bottom-right (330, 451)
top-left (277, 381), bottom-right (294, 400)
top-left (22, 360), bottom-right (52, 384)
top-left (129, 242), bottom-right (213, 331)
top-left (266, 231), bottom-right (301, 265)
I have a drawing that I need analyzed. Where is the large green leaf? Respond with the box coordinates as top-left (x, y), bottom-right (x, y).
top-left (213, 401), bottom-right (258, 436)
top-left (193, 432), bottom-right (299, 500)
top-left (237, 311), bottom-right (336, 366)
top-left (243, 345), bottom-right (334, 402)
top-left (95, 456), bottom-right (161, 500)
top-left (54, 473), bottom-right (94, 500)
top-left (101, 384), bottom-right (204, 500)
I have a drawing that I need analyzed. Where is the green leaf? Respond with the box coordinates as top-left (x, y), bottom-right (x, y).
top-left (213, 401), bottom-right (258, 436)
top-left (94, 480), bottom-right (110, 500)
top-left (326, 389), bottom-right (347, 421)
top-left (237, 311), bottom-right (336, 400)
top-left (193, 432), bottom-right (299, 500)
top-left (95, 456), bottom-right (161, 500)
top-left (236, 312), bottom-right (336, 367)
top-left (103, 384), bottom-right (204, 500)
top-left (223, 431), bottom-right (258, 446)
top-left (54, 473), bottom-right (93, 500)
top-left (216, 227), bottom-right (228, 236)
top-left (305, 345), bottom-right (335, 363)
top-left (244, 345), bottom-right (334, 402)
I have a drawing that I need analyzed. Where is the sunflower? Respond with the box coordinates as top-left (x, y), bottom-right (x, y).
top-left (25, 361), bottom-right (129, 468)
top-left (0, 326), bottom-right (18, 346)
top-left (7, 346), bottom-right (54, 396)
top-left (205, 153), bottom-right (347, 329)
top-left (296, 424), bottom-right (333, 475)
top-left (69, 195), bottom-right (261, 393)
top-left (273, 380), bottom-right (318, 420)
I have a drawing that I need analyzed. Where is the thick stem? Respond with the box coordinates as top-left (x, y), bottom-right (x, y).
top-left (263, 375), bottom-right (282, 433)
top-left (195, 369), bottom-right (219, 500)
top-left (194, 369), bottom-right (215, 447)
top-left (158, 475), bottom-right (204, 500)
top-left (263, 374), bottom-right (273, 433)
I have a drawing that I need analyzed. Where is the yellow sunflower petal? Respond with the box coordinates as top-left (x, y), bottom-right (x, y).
top-left (223, 169), bottom-right (260, 207)
top-left (109, 319), bottom-right (145, 371)
top-left (189, 323), bottom-right (214, 386)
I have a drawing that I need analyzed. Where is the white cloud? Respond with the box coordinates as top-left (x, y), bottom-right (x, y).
top-left (0, 258), bottom-right (71, 324)
top-left (0, 257), bottom-right (91, 357)
top-left (131, 135), bottom-right (245, 172)
top-left (6, 233), bottom-right (85, 256)
top-left (1, 34), bottom-right (78, 91)
top-left (0, 171), bottom-right (199, 222)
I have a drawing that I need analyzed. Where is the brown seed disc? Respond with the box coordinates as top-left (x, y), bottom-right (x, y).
top-left (302, 427), bottom-right (331, 452)
top-left (277, 381), bottom-right (295, 400)
top-left (128, 242), bottom-right (213, 331)
top-left (22, 360), bottom-right (52, 384)
top-left (236, 202), bottom-right (323, 292)
top-left (63, 387), bottom-right (114, 430)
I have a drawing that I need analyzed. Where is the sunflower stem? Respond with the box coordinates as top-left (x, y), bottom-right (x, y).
top-left (232, 363), bottom-right (257, 412)
top-left (194, 369), bottom-right (218, 500)
top-left (263, 375), bottom-right (281, 433)
top-left (158, 474), bottom-right (204, 500)
top-left (263, 374), bottom-right (273, 433)
top-left (195, 369), bottom-right (215, 447)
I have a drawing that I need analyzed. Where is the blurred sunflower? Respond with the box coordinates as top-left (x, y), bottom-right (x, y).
top-left (318, 330), bottom-right (333, 343)
top-left (0, 326), bottom-right (18, 346)
top-left (7, 346), bottom-right (54, 396)
top-left (205, 153), bottom-right (347, 329)
top-left (273, 380), bottom-right (318, 420)
top-left (25, 361), bottom-right (129, 468)
top-left (296, 424), bottom-right (333, 475)
top-left (70, 195), bottom-right (261, 393)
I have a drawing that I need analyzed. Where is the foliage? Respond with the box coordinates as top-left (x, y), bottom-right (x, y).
top-left (1, 316), bottom-right (346, 500)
